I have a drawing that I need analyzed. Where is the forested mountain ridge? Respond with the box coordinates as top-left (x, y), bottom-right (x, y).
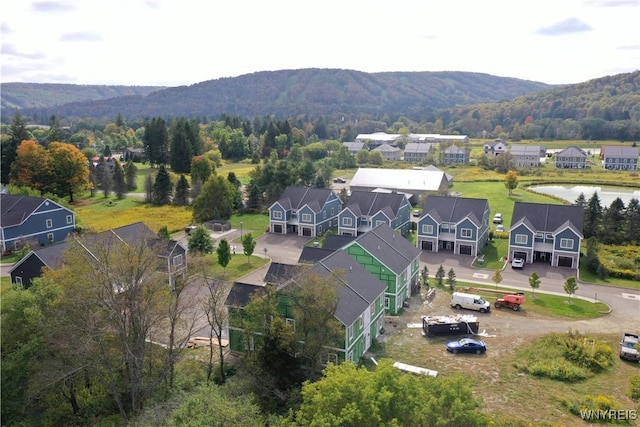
top-left (2, 69), bottom-right (551, 123)
top-left (447, 70), bottom-right (640, 140)
top-left (1, 83), bottom-right (163, 112)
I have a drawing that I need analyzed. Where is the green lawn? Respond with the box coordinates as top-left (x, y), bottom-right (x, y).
top-left (452, 281), bottom-right (608, 319)
top-left (202, 253), bottom-right (269, 281)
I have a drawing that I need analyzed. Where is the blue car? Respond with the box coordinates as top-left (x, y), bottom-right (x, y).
top-left (445, 338), bottom-right (487, 354)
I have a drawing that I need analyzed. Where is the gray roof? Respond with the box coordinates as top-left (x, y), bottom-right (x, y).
top-left (313, 250), bottom-right (386, 326)
top-left (510, 145), bottom-right (544, 156)
top-left (225, 282), bottom-right (264, 306)
top-left (511, 202), bottom-right (583, 236)
top-left (422, 196), bottom-right (489, 227)
top-left (322, 234), bottom-right (357, 251)
top-left (343, 141), bottom-right (365, 151)
top-left (404, 142), bottom-right (434, 154)
top-left (349, 223), bottom-right (421, 275)
top-left (345, 191), bottom-right (407, 218)
top-left (28, 241), bottom-right (70, 270)
top-left (602, 146), bottom-right (639, 159)
top-left (274, 186), bottom-right (336, 213)
top-left (298, 247), bottom-right (336, 264)
top-left (1, 195), bottom-right (69, 228)
top-left (444, 145), bottom-right (469, 154)
top-left (557, 146), bottom-right (587, 158)
top-left (264, 262), bottom-right (302, 285)
top-left (373, 143), bottom-right (400, 153)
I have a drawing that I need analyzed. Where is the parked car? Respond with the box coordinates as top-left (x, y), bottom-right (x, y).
top-left (493, 213), bottom-right (503, 224)
top-left (450, 292), bottom-right (491, 313)
top-left (333, 177), bottom-right (346, 183)
top-left (620, 333), bottom-right (640, 362)
top-left (511, 258), bottom-right (525, 269)
top-left (496, 225), bottom-right (504, 232)
top-left (413, 209), bottom-right (421, 217)
top-left (185, 225), bottom-right (198, 235)
top-left (446, 338), bottom-right (487, 354)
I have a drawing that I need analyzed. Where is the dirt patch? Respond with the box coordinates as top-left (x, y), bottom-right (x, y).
top-left (375, 289), bottom-right (640, 426)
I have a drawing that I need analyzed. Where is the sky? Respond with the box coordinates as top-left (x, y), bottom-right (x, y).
top-left (1, 0), bottom-right (639, 87)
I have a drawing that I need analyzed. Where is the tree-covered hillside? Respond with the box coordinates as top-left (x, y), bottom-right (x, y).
top-left (8, 69), bottom-right (551, 123)
top-left (1, 83), bottom-right (163, 112)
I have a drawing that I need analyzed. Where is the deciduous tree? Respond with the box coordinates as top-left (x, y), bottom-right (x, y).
top-left (241, 232), bottom-right (256, 263)
top-left (492, 268), bottom-right (503, 288)
top-left (216, 239), bottom-right (231, 273)
top-left (529, 272), bottom-right (541, 297)
top-left (564, 277), bottom-right (578, 301)
top-left (504, 170), bottom-right (518, 196)
top-left (188, 226), bottom-right (214, 254)
top-left (192, 175), bottom-right (235, 222)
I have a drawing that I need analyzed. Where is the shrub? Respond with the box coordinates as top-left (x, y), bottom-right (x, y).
top-left (629, 374), bottom-right (640, 402)
top-left (562, 395), bottom-right (626, 424)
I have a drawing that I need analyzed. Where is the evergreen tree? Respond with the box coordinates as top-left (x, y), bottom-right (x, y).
top-left (1, 111), bottom-right (31, 184)
top-left (574, 192), bottom-right (587, 208)
top-left (144, 174), bottom-right (153, 203)
top-left (144, 117), bottom-right (169, 167)
top-left (103, 144), bottom-right (112, 157)
top-left (626, 198), bottom-right (640, 244)
top-left (124, 160), bottom-right (138, 190)
top-left (246, 180), bottom-right (263, 213)
top-left (584, 192), bottom-right (603, 239)
top-left (99, 158), bottom-right (112, 198)
top-left (216, 239), bottom-right (231, 273)
top-left (192, 175), bottom-right (235, 222)
top-left (446, 268), bottom-right (457, 291)
top-left (152, 165), bottom-right (173, 206)
top-left (170, 118), bottom-right (195, 173)
top-left (601, 197), bottom-right (626, 244)
top-left (157, 226), bottom-right (170, 239)
top-left (435, 265), bottom-right (446, 287)
top-left (174, 175), bottom-right (190, 206)
top-left (47, 115), bottom-right (65, 143)
top-left (585, 237), bottom-right (601, 273)
top-left (112, 160), bottom-right (126, 199)
top-left (420, 265), bottom-right (430, 290)
top-left (188, 226), bottom-right (214, 254)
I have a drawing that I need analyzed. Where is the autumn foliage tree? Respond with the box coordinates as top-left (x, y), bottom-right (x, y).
top-left (504, 170), bottom-right (518, 196)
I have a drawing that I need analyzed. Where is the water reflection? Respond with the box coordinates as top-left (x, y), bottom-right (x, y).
top-left (528, 184), bottom-right (640, 206)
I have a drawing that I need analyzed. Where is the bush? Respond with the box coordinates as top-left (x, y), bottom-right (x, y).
top-left (629, 374), bottom-right (640, 402)
top-left (562, 395), bottom-right (627, 424)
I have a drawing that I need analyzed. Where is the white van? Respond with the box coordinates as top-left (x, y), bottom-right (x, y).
top-left (450, 292), bottom-right (491, 313)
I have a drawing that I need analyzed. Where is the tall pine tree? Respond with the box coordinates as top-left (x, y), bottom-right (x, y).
top-left (1, 111), bottom-right (31, 184)
top-left (584, 192), bottom-right (603, 239)
top-left (144, 117), bottom-right (169, 167)
top-left (174, 175), bottom-right (190, 206)
top-left (152, 165), bottom-right (173, 206)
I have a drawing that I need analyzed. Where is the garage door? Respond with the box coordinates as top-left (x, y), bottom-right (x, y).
top-left (459, 245), bottom-right (472, 255)
top-left (302, 227), bottom-right (312, 237)
top-left (558, 256), bottom-right (573, 268)
top-left (514, 251), bottom-right (528, 262)
top-left (421, 241), bottom-right (433, 250)
top-left (273, 224), bottom-right (282, 233)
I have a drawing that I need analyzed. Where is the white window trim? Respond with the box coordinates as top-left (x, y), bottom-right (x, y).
top-left (273, 211), bottom-right (283, 220)
top-left (343, 217), bottom-right (353, 227)
top-left (560, 238), bottom-right (574, 249)
top-left (376, 220), bottom-right (386, 227)
top-left (301, 213), bottom-right (312, 222)
top-left (422, 224), bottom-right (433, 234)
top-left (46, 219), bottom-right (53, 228)
top-left (47, 233), bottom-right (54, 243)
top-left (515, 234), bottom-right (528, 245)
top-left (286, 318), bottom-right (296, 330)
top-left (66, 215), bottom-right (73, 224)
top-left (348, 324), bottom-right (353, 339)
top-left (384, 297), bottom-right (390, 309)
top-left (15, 276), bottom-right (23, 286)
top-left (327, 353), bottom-right (338, 365)
top-left (173, 254), bottom-right (183, 266)
top-left (460, 228), bottom-right (472, 238)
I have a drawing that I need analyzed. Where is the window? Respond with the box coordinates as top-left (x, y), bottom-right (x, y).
top-left (370, 303), bottom-right (375, 317)
top-left (460, 228), bottom-right (472, 238)
top-left (422, 224), bottom-right (433, 234)
top-left (376, 220), bottom-right (385, 227)
top-left (560, 238), bottom-right (574, 249)
top-left (15, 277), bottom-right (22, 286)
top-left (323, 212), bottom-right (326, 219)
top-left (286, 318), bottom-right (296, 330)
top-left (348, 324), bottom-right (353, 340)
top-left (173, 254), bottom-right (183, 266)
top-left (536, 232), bottom-right (543, 239)
top-left (327, 353), bottom-right (338, 365)
top-left (301, 213), bottom-right (311, 222)
top-left (546, 233), bottom-right (554, 241)
top-left (46, 219), bottom-right (53, 228)
top-left (384, 297), bottom-right (390, 309)
top-left (318, 225), bottom-right (322, 233)
top-left (331, 208), bottom-right (335, 216)
top-left (515, 234), bottom-right (528, 244)
top-left (343, 217), bottom-right (353, 227)
top-left (66, 215), bottom-right (73, 224)
top-left (47, 233), bottom-right (54, 243)
top-left (273, 211), bottom-right (283, 220)
top-left (441, 223), bottom-right (449, 231)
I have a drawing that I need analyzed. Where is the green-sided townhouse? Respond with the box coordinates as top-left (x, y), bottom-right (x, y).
top-left (343, 223), bottom-right (421, 315)
top-left (225, 251), bottom-right (387, 365)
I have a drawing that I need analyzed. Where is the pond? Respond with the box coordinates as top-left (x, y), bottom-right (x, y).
top-left (528, 184), bottom-right (640, 206)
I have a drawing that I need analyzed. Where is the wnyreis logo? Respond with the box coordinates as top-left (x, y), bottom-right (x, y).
top-left (579, 409), bottom-right (637, 421)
